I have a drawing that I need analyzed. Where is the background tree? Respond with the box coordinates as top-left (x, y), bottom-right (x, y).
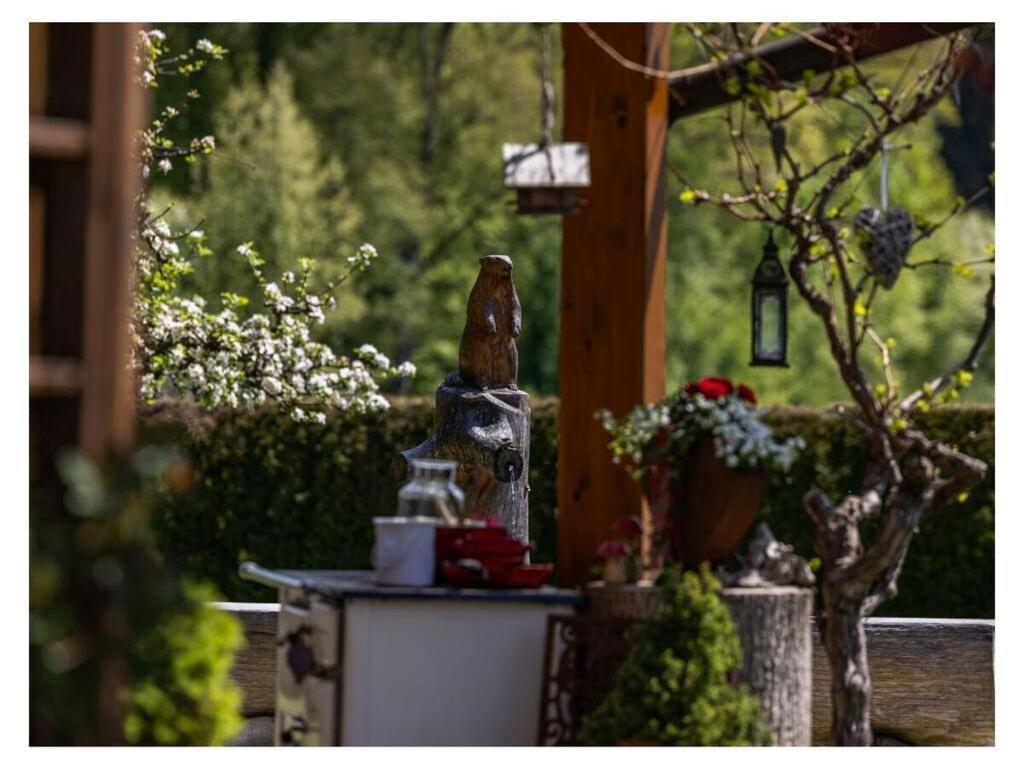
top-left (675, 23), bottom-right (993, 745)
top-left (149, 22), bottom-right (992, 403)
top-left (134, 30), bottom-right (413, 421)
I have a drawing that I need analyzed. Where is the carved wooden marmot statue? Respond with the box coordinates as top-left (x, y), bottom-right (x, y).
top-left (457, 254), bottom-right (521, 390)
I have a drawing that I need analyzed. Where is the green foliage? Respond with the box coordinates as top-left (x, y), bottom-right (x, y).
top-left (664, 31), bottom-right (994, 406)
top-left (136, 32), bottom-right (413, 422)
top-left (755, 404), bottom-right (995, 618)
top-left (30, 447), bottom-right (243, 745)
top-left (142, 401), bottom-right (993, 617)
top-left (149, 24), bottom-right (993, 404)
top-left (170, 63), bottom-right (365, 324)
top-left (124, 582), bottom-right (243, 746)
top-left (152, 23), bottom-right (562, 396)
top-left (578, 566), bottom-right (773, 746)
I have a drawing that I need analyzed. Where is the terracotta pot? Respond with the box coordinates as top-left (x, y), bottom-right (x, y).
top-left (601, 557), bottom-right (628, 585)
top-left (646, 436), bottom-right (768, 568)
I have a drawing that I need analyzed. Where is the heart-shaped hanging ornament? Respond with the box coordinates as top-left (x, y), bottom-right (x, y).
top-left (853, 206), bottom-right (914, 289)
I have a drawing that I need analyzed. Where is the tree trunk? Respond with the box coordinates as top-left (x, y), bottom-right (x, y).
top-left (394, 384), bottom-right (531, 543)
top-left (720, 586), bottom-right (813, 746)
top-left (821, 602), bottom-right (872, 746)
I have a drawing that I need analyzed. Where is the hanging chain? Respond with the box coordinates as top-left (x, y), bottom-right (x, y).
top-left (539, 23), bottom-right (555, 148)
top-left (880, 139), bottom-right (891, 211)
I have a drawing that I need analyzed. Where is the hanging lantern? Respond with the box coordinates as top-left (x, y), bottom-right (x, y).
top-left (750, 231), bottom-right (789, 367)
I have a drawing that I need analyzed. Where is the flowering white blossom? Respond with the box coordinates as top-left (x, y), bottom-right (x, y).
top-left (347, 243), bottom-right (378, 271)
top-left (132, 31), bottom-right (416, 424)
top-left (600, 391), bottom-right (804, 474)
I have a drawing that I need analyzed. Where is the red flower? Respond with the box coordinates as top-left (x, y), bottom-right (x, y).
top-left (696, 377), bottom-right (734, 399)
top-left (737, 384), bottom-right (757, 404)
top-left (596, 540), bottom-right (631, 560)
top-left (683, 381), bottom-right (700, 396)
top-left (611, 515), bottom-right (644, 539)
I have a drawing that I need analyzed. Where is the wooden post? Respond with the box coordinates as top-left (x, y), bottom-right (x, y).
top-left (80, 23), bottom-right (147, 458)
top-left (558, 23), bottom-right (668, 586)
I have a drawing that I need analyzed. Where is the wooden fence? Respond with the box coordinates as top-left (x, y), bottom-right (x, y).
top-left (217, 603), bottom-right (993, 747)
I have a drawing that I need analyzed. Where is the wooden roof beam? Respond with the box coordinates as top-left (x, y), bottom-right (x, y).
top-left (669, 22), bottom-right (974, 123)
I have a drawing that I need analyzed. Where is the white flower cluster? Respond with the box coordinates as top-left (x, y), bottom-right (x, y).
top-left (347, 243), bottom-right (378, 271)
top-left (599, 394), bottom-right (804, 474)
top-left (679, 395), bottom-right (805, 472)
top-left (136, 233), bottom-right (416, 422)
top-left (132, 31), bottom-right (415, 424)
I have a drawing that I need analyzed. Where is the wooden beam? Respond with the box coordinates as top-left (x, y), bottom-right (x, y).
top-left (30, 187), bottom-right (46, 355)
top-left (669, 22), bottom-right (972, 122)
top-left (557, 23), bottom-right (668, 587)
top-left (30, 356), bottom-right (84, 397)
top-left (30, 115), bottom-right (92, 161)
top-left (29, 23), bottom-right (48, 114)
top-left (79, 23), bottom-right (147, 458)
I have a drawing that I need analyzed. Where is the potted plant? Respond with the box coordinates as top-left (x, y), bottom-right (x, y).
top-left (599, 378), bottom-right (804, 569)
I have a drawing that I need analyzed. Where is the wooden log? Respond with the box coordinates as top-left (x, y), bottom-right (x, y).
top-left (583, 588), bottom-right (993, 746)
top-left (395, 385), bottom-right (531, 543)
top-left (811, 618), bottom-right (994, 746)
top-left (227, 716), bottom-right (273, 747)
top-left (719, 587), bottom-right (812, 745)
top-left (587, 584), bottom-right (812, 745)
top-left (216, 602), bottom-right (994, 746)
top-left (214, 602), bottom-right (279, 718)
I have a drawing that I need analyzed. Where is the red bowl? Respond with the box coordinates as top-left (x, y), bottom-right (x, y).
top-left (472, 553), bottom-right (527, 569)
top-left (435, 525), bottom-right (508, 562)
top-left (440, 560), bottom-right (554, 589)
top-left (441, 560), bottom-right (488, 588)
top-left (486, 564), bottom-right (555, 589)
top-left (453, 541), bottom-right (531, 557)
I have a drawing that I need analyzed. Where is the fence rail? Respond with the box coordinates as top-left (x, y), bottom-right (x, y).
top-left (216, 602), bottom-right (993, 747)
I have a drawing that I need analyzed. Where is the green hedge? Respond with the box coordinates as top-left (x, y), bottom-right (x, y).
top-left (141, 401), bottom-right (993, 617)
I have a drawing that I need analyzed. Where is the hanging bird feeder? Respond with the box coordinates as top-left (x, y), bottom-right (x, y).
top-left (503, 142), bottom-right (590, 214)
top-left (750, 231), bottom-right (789, 368)
top-left (502, 24), bottom-right (590, 215)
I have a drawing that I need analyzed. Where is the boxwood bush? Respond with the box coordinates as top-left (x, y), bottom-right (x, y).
top-left (141, 400), bottom-right (993, 617)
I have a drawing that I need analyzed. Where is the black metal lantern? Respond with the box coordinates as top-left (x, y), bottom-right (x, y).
top-left (750, 231), bottom-right (789, 367)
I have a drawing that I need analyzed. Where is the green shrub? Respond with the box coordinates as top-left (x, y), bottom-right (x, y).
top-left (142, 400), bottom-right (993, 617)
top-left (579, 566), bottom-right (773, 746)
top-left (124, 582), bottom-right (243, 746)
top-left (30, 448), bottom-right (243, 745)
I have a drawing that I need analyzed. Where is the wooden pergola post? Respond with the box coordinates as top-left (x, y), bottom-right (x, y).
top-left (557, 23), bottom-right (669, 586)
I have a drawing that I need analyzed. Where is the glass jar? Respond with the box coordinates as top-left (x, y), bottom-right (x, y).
top-left (397, 459), bottom-right (465, 523)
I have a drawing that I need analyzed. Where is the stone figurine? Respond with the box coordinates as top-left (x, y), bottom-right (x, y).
top-left (717, 523), bottom-right (815, 588)
top-left (394, 255), bottom-right (531, 543)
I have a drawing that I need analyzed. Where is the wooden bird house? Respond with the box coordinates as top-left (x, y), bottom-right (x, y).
top-left (502, 142), bottom-right (590, 215)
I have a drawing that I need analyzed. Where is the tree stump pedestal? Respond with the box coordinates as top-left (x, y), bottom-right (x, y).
top-left (394, 384), bottom-right (530, 543)
top-left (587, 582), bottom-right (813, 745)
